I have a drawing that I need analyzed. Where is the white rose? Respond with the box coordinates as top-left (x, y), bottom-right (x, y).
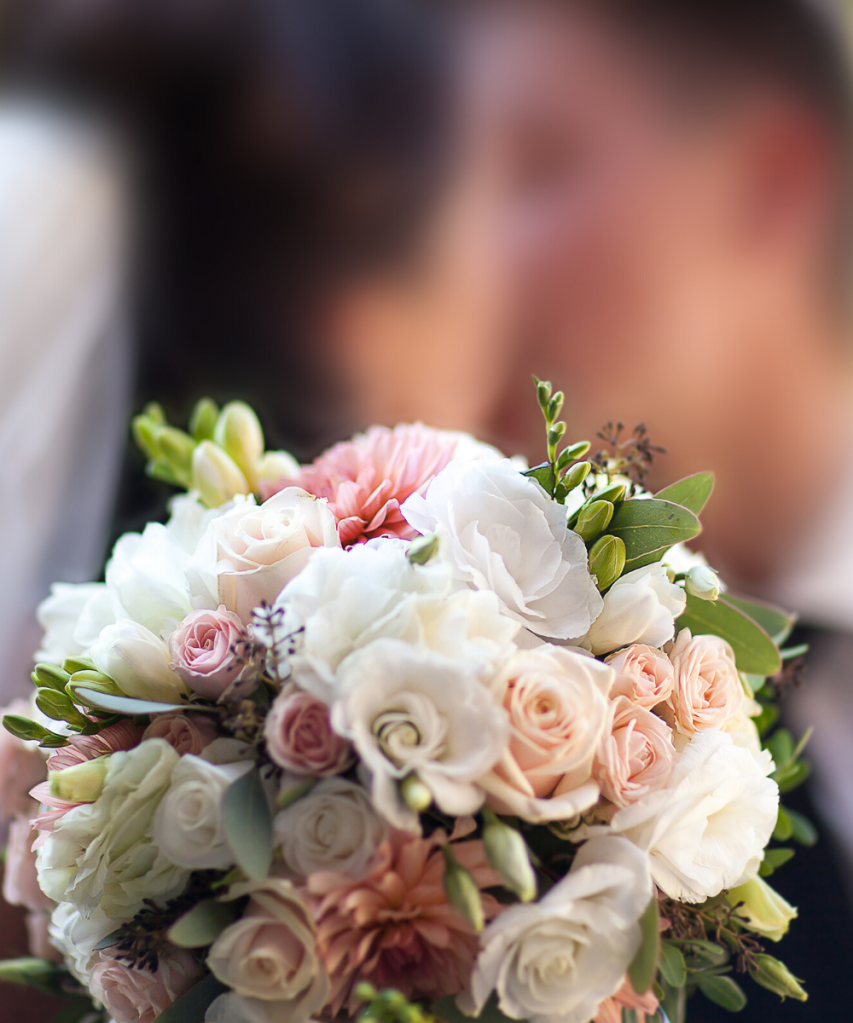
top-left (585, 564), bottom-right (686, 656)
top-left (206, 992), bottom-right (317, 1023)
top-left (273, 778), bottom-right (387, 880)
top-left (332, 639), bottom-right (509, 831)
top-left (601, 730), bottom-right (778, 903)
top-left (91, 620), bottom-right (189, 703)
top-left (48, 902), bottom-right (122, 986)
top-left (37, 582), bottom-right (123, 665)
top-left (279, 541), bottom-right (517, 703)
top-left (187, 490), bottom-right (340, 624)
top-left (153, 755), bottom-right (254, 870)
top-left (464, 836), bottom-right (652, 1023)
top-left (165, 492), bottom-right (229, 553)
top-left (402, 459), bottom-right (603, 641)
top-left (37, 740), bottom-right (189, 919)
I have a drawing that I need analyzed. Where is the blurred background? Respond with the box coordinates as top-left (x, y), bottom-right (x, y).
top-left (2, 0), bottom-right (853, 1020)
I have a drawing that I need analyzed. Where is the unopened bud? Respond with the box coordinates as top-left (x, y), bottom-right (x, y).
top-left (62, 657), bottom-right (97, 675)
top-left (562, 461), bottom-right (592, 493)
top-left (354, 983), bottom-right (378, 1005)
top-left (255, 451), bottom-right (300, 494)
top-left (32, 663), bottom-right (71, 692)
top-left (407, 534), bottom-right (440, 567)
top-left (748, 955), bottom-right (808, 1002)
top-left (442, 847), bottom-right (485, 932)
top-left (215, 402), bottom-right (265, 486)
top-left (593, 482), bottom-right (628, 505)
top-left (535, 377), bottom-right (552, 410)
top-left (589, 535), bottom-right (627, 592)
top-left (50, 756), bottom-right (110, 804)
top-left (36, 689), bottom-right (86, 729)
top-left (3, 714), bottom-right (52, 744)
top-left (686, 565), bottom-right (722, 602)
top-left (576, 500), bottom-right (615, 543)
top-left (158, 427), bottom-right (197, 485)
top-left (401, 774), bottom-right (433, 812)
top-left (192, 441), bottom-right (251, 508)
top-left (132, 415), bottom-right (163, 462)
top-left (547, 422), bottom-right (567, 448)
top-left (728, 877), bottom-right (797, 943)
top-left (547, 392), bottom-right (564, 423)
top-left (189, 398), bottom-right (219, 442)
top-left (483, 810), bottom-right (537, 902)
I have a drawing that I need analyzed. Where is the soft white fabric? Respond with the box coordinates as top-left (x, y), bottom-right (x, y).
top-left (0, 101), bottom-right (131, 699)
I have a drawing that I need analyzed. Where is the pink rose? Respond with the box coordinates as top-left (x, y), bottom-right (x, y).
top-left (606, 645), bottom-right (675, 710)
top-left (88, 947), bottom-right (205, 1023)
top-left (0, 700), bottom-right (48, 822)
top-left (661, 629), bottom-right (744, 737)
top-left (143, 712), bottom-right (219, 756)
top-left (594, 697), bottom-right (676, 809)
top-left (3, 815), bottom-right (52, 912)
top-left (264, 685), bottom-right (353, 776)
top-left (169, 607), bottom-right (254, 703)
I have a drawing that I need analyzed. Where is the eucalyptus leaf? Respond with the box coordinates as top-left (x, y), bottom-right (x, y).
top-left (722, 594), bottom-right (796, 648)
top-left (93, 928), bottom-right (127, 951)
top-left (773, 808), bottom-right (794, 843)
top-left (168, 899), bottom-right (239, 949)
top-left (659, 943), bottom-right (687, 989)
top-left (695, 974), bottom-right (747, 1013)
top-left (628, 896), bottom-right (660, 995)
top-left (608, 500), bottom-right (702, 572)
top-left (157, 974), bottom-right (228, 1023)
top-left (71, 690), bottom-right (189, 716)
top-left (656, 472), bottom-right (715, 516)
top-left (677, 595), bottom-right (782, 677)
top-left (222, 767), bottom-right (273, 881)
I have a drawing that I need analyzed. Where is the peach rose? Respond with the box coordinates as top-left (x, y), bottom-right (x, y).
top-left (594, 698), bottom-right (676, 809)
top-left (480, 647), bottom-right (613, 823)
top-left (88, 948), bottom-right (205, 1023)
top-left (0, 700), bottom-right (48, 821)
top-left (606, 646), bottom-right (674, 710)
top-left (168, 607), bottom-right (255, 703)
top-left (661, 629), bottom-right (744, 737)
top-left (264, 685), bottom-right (352, 776)
top-left (3, 814), bottom-right (52, 912)
top-left (143, 712), bottom-right (218, 756)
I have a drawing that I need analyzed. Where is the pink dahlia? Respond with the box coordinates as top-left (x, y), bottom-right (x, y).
top-left (305, 830), bottom-right (503, 1013)
top-left (288, 425), bottom-right (462, 547)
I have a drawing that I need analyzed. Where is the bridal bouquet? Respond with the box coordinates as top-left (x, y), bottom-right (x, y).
top-left (0, 380), bottom-right (813, 1023)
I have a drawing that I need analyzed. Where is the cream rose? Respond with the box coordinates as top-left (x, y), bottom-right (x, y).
top-left (606, 646), bottom-right (675, 710)
top-left (464, 836), bottom-right (652, 1023)
top-left (89, 948), bottom-right (205, 1023)
top-left (661, 630), bottom-right (744, 737)
top-left (207, 878), bottom-right (329, 1023)
top-left (91, 620), bottom-right (189, 704)
top-left (593, 697), bottom-right (676, 809)
top-left (265, 686), bottom-right (353, 776)
top-left (273, 778), bottom-right (387, 880)
top-left (188, 490), bottom-right (340, 624)
top-left (402, 459), bottom-right (603, 640)
top-left (585, 565), bottom-right (686, 657)
top-left (479, 647), bottom-right (613, 823)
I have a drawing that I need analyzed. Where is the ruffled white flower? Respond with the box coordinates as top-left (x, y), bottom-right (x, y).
top-left (463, 836), bottom-right (652, 1023)
top-left (273, 778), bottom-right (387, 880)
top-left (154, 755), bottom-right (254, 870)
top-left (585, 564), bottom-right (686, 656)
top-left (37, 740), bottom-right (188, 919)
top-left (278, 541), bottom-right (518, 703)
top-left (332, 639), bottom-right (509, 830)
top-left (596, 730), bottom-right (778, 903)
top-left (165, 492), bottom-right (229, 553)
top-left (37, 582), bottom-right (123, 665)
top-left (48, 902), bottom-right (122, 986)
top-left (402, 459), bottom-right (602, 641)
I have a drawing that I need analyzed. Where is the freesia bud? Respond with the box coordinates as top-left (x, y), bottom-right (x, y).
top-left (50, 756), bottom-right (110, 804)
top-left (215, 402), bottom-right (265, 486)
top-left (728, 877), bottom-right (797, 942)
top-left (401, 774), bottom-right (433, 812)
top-left (576, 501), bottom-right (615, 543)
top-left (749, 955), bottom-right (808, 1001)
top-left (192, 441), bottom-right (251, 508)
top-left (189, 397), bottom-right (219, 442)
top-left (483, 811), bottom-right (537, 902)
top-left (32, 663), bottom-right (71, 692)
top-left (588, 535), bottom-right (627, 592)
top-left (562, 461), bottom-right (592, 492)
top-left (91, 621), bottom-right (189, 703)
top-left (442, 847), bottom-right (485, 932)
top-left (686, 565), bottom-right (722, 602)
top-left (254, 451), bottom-right (300, 494)
top-left (36, 689), bottom-right (87, 729)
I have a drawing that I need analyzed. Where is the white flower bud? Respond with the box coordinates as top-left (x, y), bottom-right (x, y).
top-left (50, 757), bottom-right (110, 804)
top-left (728, 876), bottom-right (797, 942)
top-left (214, 402), bottom-right (265, 486)
top-left (254, 450), bottom-right (301, 493)
top-left (91, 620), bottom-right (189, 703)
top-left (686, 565), bottom-right (722, 602)
top-left (483, 813), bottom-right (537, 903)
top-left (192, 441), bottom-right (251, 508)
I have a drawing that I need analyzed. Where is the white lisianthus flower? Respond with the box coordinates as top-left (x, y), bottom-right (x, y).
top-left (597, 730), bottom-right (778, 903)
top-left (402, 459), bottom-right (603, 641)
top-left (278, 541), bottom-right (518, 703)
top-left (332, 639), bottom-right (509, 831)
top-left (463, 836), bottom-right (652, 1023)
top-left (728, 876), bottom-right (798, 942)
top-left (91, 620), bottom-right (189, 703)
top-left (273, 778), bottom-right (387, 880)
top-left (153, 755), bottom-right (254, 870)
top-left (36, 582), bottom-right (123, 665)
top-left (584, 564), bottom-right (686, 656)
top-left (187, 490), bottom-right (340, 624)
top-left (48, 902), bottom-right (123, 986)
top-left (37, 740), bottom-right (188, 919)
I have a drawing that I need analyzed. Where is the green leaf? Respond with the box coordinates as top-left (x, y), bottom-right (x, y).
top-left (721, 594), bottom-right (796, 648)
top-left (628, 896), bottom-right (660, 995)
top-left (696, 974), bottom-right (747, 1012)
top-left (659, 943), bottom-right (687, 988)
top-left (766, 730), bottom-right (794, 770)
top-left (787, 809), bottom-right (818, 847)
top-left (659, 979), bottom-right (687, 1023)
top-left (50, 998), bottom-right (99, 1023)
top-left (71, 690), bottom-right (188, 716)
top-left (168, 899), bottom-right (240, 949)
top-left (157, 974), bottom-right (228, 1023)
top-left (677, 595), bottom-right (782, 677)
top-left (0, 958), bottom-right (70, 997)
top-left (656, 472), bottom-right (715, 516)
top-left (774, 761), bottom-right (812, 795)
top-left (222, 767), bottom-right (273, 881)
top-left (93, 928), bottom-right (127, 951)
top-left (781, 644), bottom-right (809, 662)
top-left (773, 808), bottom-right (794, 843)
top-left (759, 849), bottom-right (795, 878)
top-left (608, 499), bottom-right (702, 572)
top-left (434, 994), bottom-right (517, 1023)
top-left (523, 463), bottom-right (556, 497)
top-left (3, 714), bottom-right (52, 743)
top-left (741, 674), bottom-right (766, 698)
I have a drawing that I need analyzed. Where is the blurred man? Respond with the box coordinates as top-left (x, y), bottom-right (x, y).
top-left (461, 1), bottom-right (853, 1019)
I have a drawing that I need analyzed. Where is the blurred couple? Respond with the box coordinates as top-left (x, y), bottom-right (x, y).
top-left (2, 0), bottom-right (853, 1018)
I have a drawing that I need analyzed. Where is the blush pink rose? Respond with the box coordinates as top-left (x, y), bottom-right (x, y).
top-left (169, 607), bottom-right (254, 703)
top-left (3, 814), bottom-right (52, 912)
top-left (606, 645), bottom-right (675, 710)
top-left (294, 424), bottom-right (463, 546)
top-left (264, 685), bottom-right (353, 776)
top-left (0, 700), bottom-right (48, 821)
top-left (143, 712), bottom-right (218, 755)
top-left (661, 629), bottom-right (744, 737)
top-left (88, 948), bottom-right (205, 1023)
top-left (593, 697), bottom-right (676, 809)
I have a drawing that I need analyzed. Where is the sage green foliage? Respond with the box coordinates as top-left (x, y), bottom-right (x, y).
top-left (677, 595), bottom-right (782, 677)
top-left (608, 499), bottom-right (702, 571)
top-left (168, 899), bottom-right (240, 949)
top-left (628, 896), bottom-right (661, 995)
top-left (222, 767), bottom-right (273, 881)
top-left (695, 974), bottom-right (747, 1012)
top-left (156, 974), bottom-right (229, 1023)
